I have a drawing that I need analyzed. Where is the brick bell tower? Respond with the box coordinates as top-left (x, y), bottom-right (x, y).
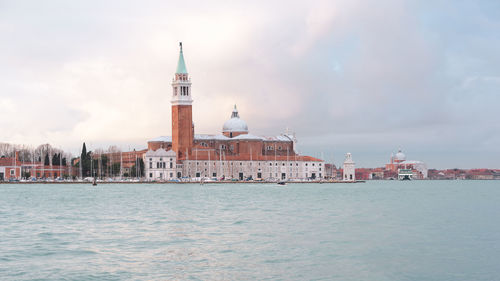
top-left (171, 42), bottom-right (193, 160)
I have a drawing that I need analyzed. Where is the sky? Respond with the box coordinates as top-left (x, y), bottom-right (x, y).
top-left (1, 0), bottom-right (499, 169)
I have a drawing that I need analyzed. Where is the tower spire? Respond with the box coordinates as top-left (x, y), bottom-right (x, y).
top-left (176, 42), bottom-right (188, 74)
top-left (231, 104), bottom-right (239, 118)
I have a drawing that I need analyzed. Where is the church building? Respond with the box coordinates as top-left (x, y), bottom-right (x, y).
top-left (144, 43), bottom-right (324, 181)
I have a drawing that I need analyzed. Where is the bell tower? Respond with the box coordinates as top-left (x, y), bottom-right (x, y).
top-left (171, 42), bottom-right (193, 160)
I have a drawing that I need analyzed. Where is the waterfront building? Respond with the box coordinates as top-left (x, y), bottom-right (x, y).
top-left (342, 153), bottom-right (355, 181)
top-left (144, 148), bottom-right (177, 180)
top-left (145, 43), bottom-right (324, 181)
top-left (0, 153), bottom-right (21, 180)
top-left (385, 149), bottom-right (428, 179)
top-left (0, 151), bottom-right (69, 180)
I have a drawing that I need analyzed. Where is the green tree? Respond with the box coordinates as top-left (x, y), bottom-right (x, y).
top-left (80, 143), bottom-right (91, 177)
top-left (111, 162), bottom-right (121, 177)
top-left (130, 158), bottom-right (145, 178)
top-left (52, 153), bottom-right (60, 166)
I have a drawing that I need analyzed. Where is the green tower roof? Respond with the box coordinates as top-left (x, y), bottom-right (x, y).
top-left (176, 42), bottom-right (188, 74)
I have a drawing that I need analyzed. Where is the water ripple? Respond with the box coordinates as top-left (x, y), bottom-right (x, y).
top-left (0, 182), bottom-right (499, 280)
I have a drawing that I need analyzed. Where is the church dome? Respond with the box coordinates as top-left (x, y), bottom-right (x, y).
top-left (394, 149), bottom-right (406, 162)
top-left (222, 105), bottom-right (248, 133)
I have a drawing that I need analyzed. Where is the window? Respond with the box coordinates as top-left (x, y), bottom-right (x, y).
top-left (278, 146), bottom-right (282, 150)
top-left (305, 163), bottom-right (308, 166)
top-left (312, 163), bottom-right (315, 166)
top-left (170, 162), bottom-right (173, 168)
top-left (170, 173), bottom-right (173, 177)
top-left (149, 173), bottom-right (153, 178)
top-left (149, 162), bottom-right (152, 169)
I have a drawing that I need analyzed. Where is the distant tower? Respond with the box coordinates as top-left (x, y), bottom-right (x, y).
top-left (171, 42), bottom-right (193, 160)
top-left (343, 153), bottom-right (355, 181)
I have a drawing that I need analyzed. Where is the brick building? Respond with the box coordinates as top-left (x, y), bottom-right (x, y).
top-left (144, 43), bottom-right (324, 181)
top-left (0, 151), bottom-right (69, 180)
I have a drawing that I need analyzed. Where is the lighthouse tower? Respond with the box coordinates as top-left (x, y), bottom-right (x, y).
top-left (343, 153), bottom-right (356, 181)
top-left (171, 42), bottom-right (193, 160)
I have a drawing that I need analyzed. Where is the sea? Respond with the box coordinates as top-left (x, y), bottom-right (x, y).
top-left (0, 180), bottom-right (499, 281)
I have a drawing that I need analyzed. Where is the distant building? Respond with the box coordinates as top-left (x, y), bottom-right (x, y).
top-left (0, 153), bottom-right (21, 180)
top-left (324, 163), bottom-right (337, 180)
top-left (144, 43), bottom-right (325, 181)
top-left (343, 153), bottom-right (355, 181)
top-left (0, 151), bottom-right (68, 180)
top-left (144, 148), bottom-right (177, 180)
top-left (385, 149), bottom-right (427, 179)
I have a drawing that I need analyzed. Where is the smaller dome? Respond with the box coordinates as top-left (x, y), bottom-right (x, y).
top-left (394, 149), bottom-right (406, 161)
top-left (222, 105), bottom-right (248, 133)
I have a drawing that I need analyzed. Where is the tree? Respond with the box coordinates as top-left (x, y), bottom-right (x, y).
top-left (52, 153), bottom-right (60, 166)
top-left (80, 142), bottom-right (91, 177)
top-left (111, 162), bottom-right (121, 177)
top-left (130, 158), bottom-right (145, 178)
top-left (44, 154), bottom-right (50, 165)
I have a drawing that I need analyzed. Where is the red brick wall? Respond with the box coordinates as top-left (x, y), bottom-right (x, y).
top-left (172, 105), bottom-right (193, 160)
top-left (148, 141), bottom-right (172, 151)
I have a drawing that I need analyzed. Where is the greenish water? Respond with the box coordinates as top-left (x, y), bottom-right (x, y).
top-left (0, 181), bottom-right (499, 280)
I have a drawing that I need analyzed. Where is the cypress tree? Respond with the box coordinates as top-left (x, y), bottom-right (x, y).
top-left (81, 142), bottom-right (90, 176)
top-left (52, 153), bottom-right (59, 166)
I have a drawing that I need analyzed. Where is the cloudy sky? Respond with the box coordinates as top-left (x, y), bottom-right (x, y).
top-left (1, 0), bottom-right (499, 168)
